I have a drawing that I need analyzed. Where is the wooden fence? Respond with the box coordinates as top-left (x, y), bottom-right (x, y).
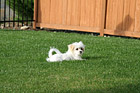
top-left (34, 0), bottom-right (140, 38)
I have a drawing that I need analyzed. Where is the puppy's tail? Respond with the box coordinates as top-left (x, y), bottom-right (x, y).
top-left (48, 47), bottom-right (61, 57)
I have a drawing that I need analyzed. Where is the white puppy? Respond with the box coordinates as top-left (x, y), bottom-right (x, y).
top-left (46, 41), bottom-right (85, 62)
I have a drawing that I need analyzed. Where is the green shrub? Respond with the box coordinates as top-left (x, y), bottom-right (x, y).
top-left (7, 0), bottom-right (34, 20)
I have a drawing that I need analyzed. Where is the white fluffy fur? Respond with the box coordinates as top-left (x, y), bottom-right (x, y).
top-left (46, 41), bottom-right (85, 62)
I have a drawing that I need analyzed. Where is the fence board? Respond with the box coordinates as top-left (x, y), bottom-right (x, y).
top-left (116, 0), bottom-right (124, 31)
top-left (67, 0), bottom-right (81, 26)
top-left (62, 0), bottom-right (68, 25)
top-left (100, 0), bottom-right (106, 36)
top-left (80, 0), bottom-right (91, 26)
top-left (123, 0), bottom-right (130, 31)
top-left (106, 0), bottom-right (120, 30)
top-left (112, 0), bottom-right (118, 30)
top-left (33, 0), bottom-right (38, 29)
top-left (50, 0), bottom-right (64, 24)
top-left (135, 0), bottom-right (140, 32)
top-left (37, 0), bottom-right (51, 23)
top-left (94, 0), bottom-right (101, 27)
top-left (89, 0), bottom-right (96, 27)
top-left (128, 0), bottom-right (136, 31)
top-left (106, 0), bottom-right (112, 30)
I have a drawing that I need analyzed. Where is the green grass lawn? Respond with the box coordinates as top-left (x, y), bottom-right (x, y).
top-left (0, 30), bottom-right (140, 93)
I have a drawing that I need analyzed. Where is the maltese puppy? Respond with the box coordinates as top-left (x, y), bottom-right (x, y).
top-left (46, 41), bottom-right (85, 62)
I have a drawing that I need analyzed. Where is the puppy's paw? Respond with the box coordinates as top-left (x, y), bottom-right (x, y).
top-left (80, 59), bottom-right (86, 61)
top-left (46, 58), bottom-right (50, 62)
top-left (82, 59), bottom-right (86, 60)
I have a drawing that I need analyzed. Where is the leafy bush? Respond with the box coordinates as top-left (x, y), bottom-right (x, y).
top-left (7, 0), bottom-right (34, 20)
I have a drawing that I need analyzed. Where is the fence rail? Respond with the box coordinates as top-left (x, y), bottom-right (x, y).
top-left (0, 0), bottom-right (34, 28)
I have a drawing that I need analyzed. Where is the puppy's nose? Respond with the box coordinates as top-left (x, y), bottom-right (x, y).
top-left (80, 51), bottom-right (82, 54)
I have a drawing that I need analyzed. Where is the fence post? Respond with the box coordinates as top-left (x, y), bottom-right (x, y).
top-left (33, 0), bottom-right (38, 29)
top-left (100, 0), bottom-right (106, 36)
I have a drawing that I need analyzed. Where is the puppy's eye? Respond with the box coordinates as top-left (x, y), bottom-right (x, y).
top-left (81, 48), bottom-right (84, 51)
top-left (76, 48), bottom-right (78, 50)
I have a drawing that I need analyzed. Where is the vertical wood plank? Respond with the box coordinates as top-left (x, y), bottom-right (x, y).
top-left (89, 0), bottom-right (96, 27)
top-left (135, 0), bottom-right (140, 32)
top-left (116, 0), bottom-right (124, 31)
top-left (62, 0), bottom-right (68, 25)
top-left (100, 0), bottom-right (106, 36)
top-left (106, 0), bottom-right (112, 30)
top-left (39, 0), bottom-right (51, 23)
top-left (95, 0), bottom-right (101, 27)
top-left (112, 0), bottom-right (118, 29)
top-left (80, 0), bottom-right (86, 26)
top-left (33, 0), bottom-right (38, 29)
top-left (50, 0), bottom-right (57, 24)
top-left (57, 0), bottom-right (63, 24)
top-left (67, 0), bottom-right (81, 26)
top-left (66, 0), bottom-right (72, 25)
top-left (80, 0), bottom-right (91, 27)
top-left (129, 0), bottom-right (136, 31)
top-left (50, 0), bottom-right (64, 24)
top-left (72, 0), bottom-right (81, 26)
top-left (123, 0), bottom-right (130, 31)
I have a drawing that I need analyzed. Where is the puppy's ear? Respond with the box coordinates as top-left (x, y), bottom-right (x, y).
top-left (79, 41), bottom-right (83, 43)
top-left (68, 44), bottom-right (75, 52)
top-left (79, 41), bottom-right (84, 45)
top-left (79, 41), bottom-right (85, 48)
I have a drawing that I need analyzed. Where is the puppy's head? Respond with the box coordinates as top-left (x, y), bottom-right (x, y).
top-left (68, 41), bottom-right (85, 56)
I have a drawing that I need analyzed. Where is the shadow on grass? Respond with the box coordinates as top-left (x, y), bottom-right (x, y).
top-left (84, 56), bottom-right (106, 60)
top-left (61, 83), bottom-right (140, 93)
